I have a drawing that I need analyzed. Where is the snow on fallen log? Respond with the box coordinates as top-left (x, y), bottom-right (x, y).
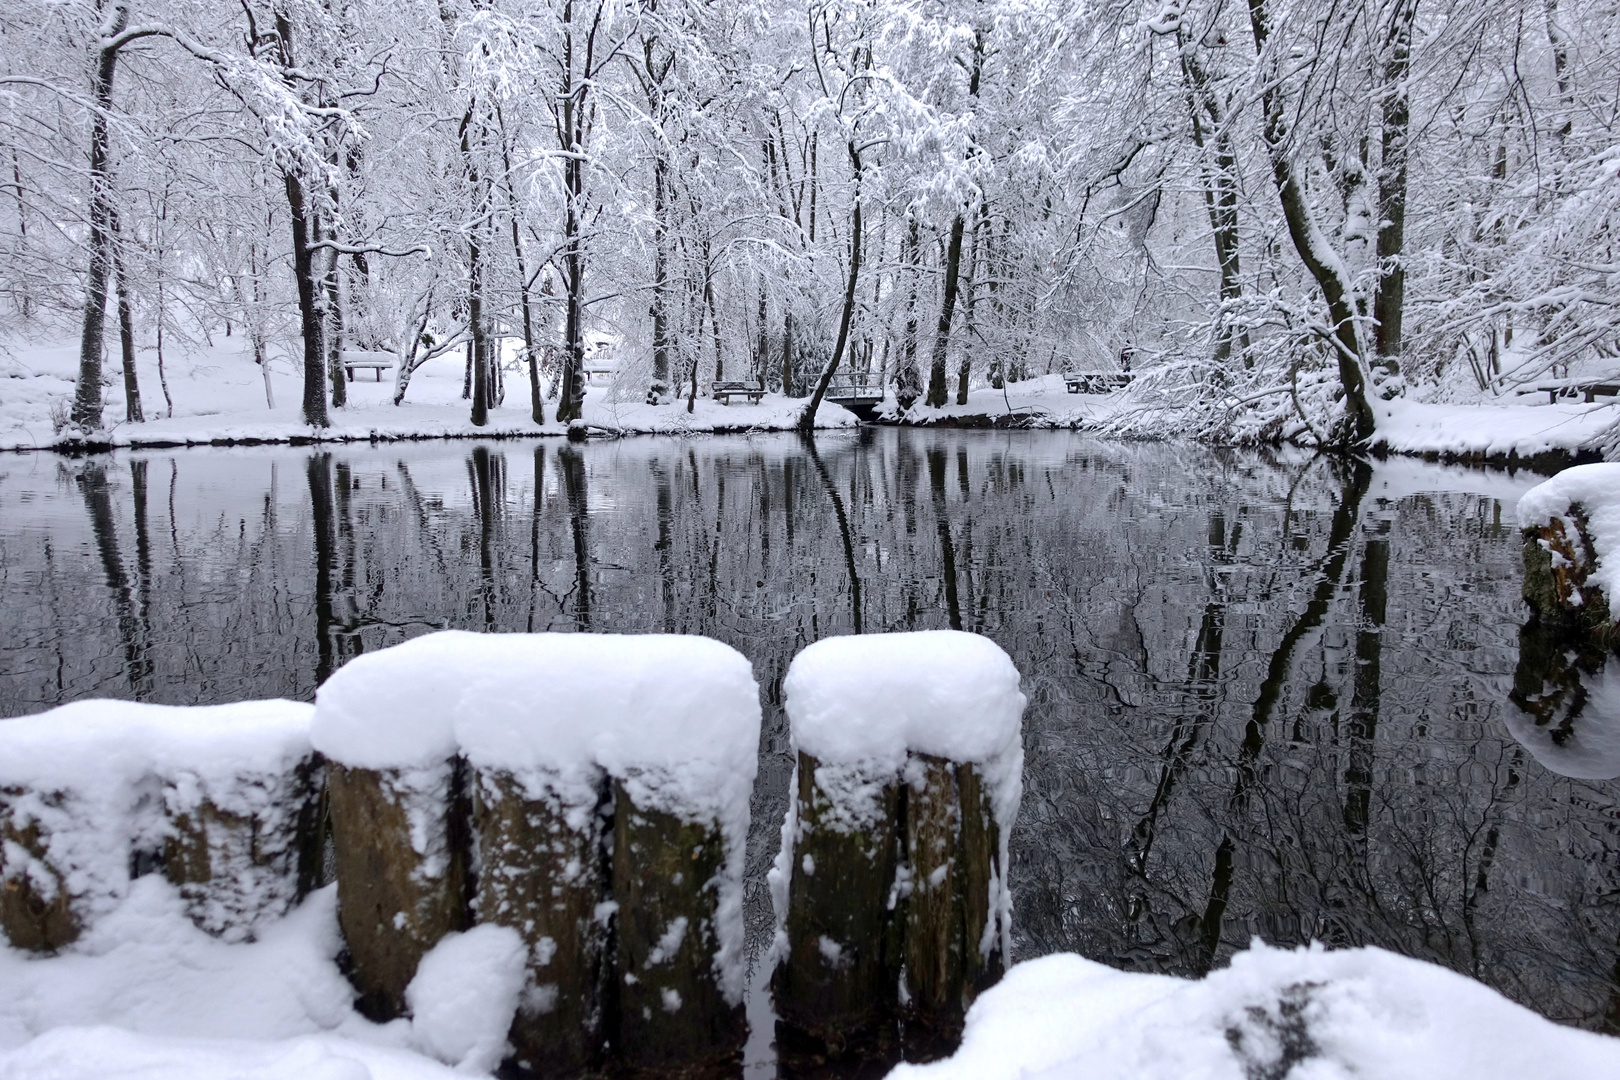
top-left (887, 942), bottom-right (1620, 1080)
top-left (0, 700), bottom-right (319, 951)
top-left (772, 630), bottom-right (1026, 1066)
top-left (313, 629), bottom-right (760, 1075)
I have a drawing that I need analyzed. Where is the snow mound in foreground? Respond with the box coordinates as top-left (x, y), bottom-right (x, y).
top-left (890, 942), bottom-right (1620, 1080)
top-left (406, 925), bottom-right (527, 1073)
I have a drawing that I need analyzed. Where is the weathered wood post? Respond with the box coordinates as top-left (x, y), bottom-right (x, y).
top-left (773, 630), bottom-right (1025, 1071)
top-left (314, 638), bottom-right (476, 1019)
top-left (317, 629), bottom-right (760, 1078)
top-left (1, 700), bottom-right (318, 952)
top-left (450, 632), bottom-right (759, 1079)
top-left (1511, 465), bottom-right (1620, 780)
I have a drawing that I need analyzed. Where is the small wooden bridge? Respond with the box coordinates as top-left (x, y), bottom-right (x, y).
top-left (823, 376), bottom-right (886, 421)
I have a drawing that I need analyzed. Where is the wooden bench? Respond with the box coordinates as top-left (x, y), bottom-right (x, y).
top-left (712, 380), bottom-right (765, 405)
top-left (1064, 371), bottom-right (1132, 394)
top-left (1536, 379), bottom-right (1620, 404)
top-left (342, 358), bottom-right (393, 382)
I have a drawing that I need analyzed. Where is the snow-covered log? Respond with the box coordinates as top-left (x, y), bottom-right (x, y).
top-left (773, 631), bottom-right (1025, 1065)
top-left (313, 630), bottom-right (760, 1074)
top-left (0, 700), bottom-right (319, 952)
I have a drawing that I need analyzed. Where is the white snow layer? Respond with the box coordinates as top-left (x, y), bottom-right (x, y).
top-left (0, 878), bottom-right (462, 1080)
top-left (890, 942), bottom-right (1620, 1080)
top-left (406, 925), bottom-right (528, 1073)
top-left (1517, 462), bottom-right (1620, 601)
top-left (782, 630), bottom-right (1026, 828)
top-left (0, 699), bottom-right (315, 938)
top-left (313, 630), bottom-right (762, 1002)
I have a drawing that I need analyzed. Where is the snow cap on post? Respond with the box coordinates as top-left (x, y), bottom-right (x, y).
top-left (783, 629), bottom-right (1026, 825)
top-left (313, 630), bottom-right (762, 822)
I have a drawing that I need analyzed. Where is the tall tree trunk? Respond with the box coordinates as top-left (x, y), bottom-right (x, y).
top-left (1372, 0), bottom-right (1416, 367)
top-left (652, 154), bottom-right (671, 390)
top-left (798, 140), bottom-right (863, 435)
top-left (925, 214), bottom-right (966, 408)
top-left (557, 149), bottom-right (587, 424)
top-left (895, 217), bottom-right (923, 408)
top-left (1246, 0), bottom-right (1374, 444)
top-left (496, 108), bottom-right (543, 424)
top-left (70, 2), bottom-right (132, 432)
top-left (285, 169), bottom-right (328, 428)
top-left (462, 109), bottom-right (490, 427)
top-left (927, 30), bottom-right (984, 410)
top-left (273, 12), bottom-right (329, 429)
top-left (1180, 43), bottom-right (1248, 367)
top-left (324, 241), bottom-right (346, 408)
top-left (956, 203), bottom-right (986, 405)
top-left (111, 208), bottom-right (143, 423)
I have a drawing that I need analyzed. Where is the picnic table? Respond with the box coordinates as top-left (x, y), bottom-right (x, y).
top-left (712, 380), bottom-right (765, 405)
top-left (1064, 371), bottom-right (1132, 394)
top-left (1534, 378), bottom-right (1620, 404)
top-left (342, 357), bottom-right (393, 382)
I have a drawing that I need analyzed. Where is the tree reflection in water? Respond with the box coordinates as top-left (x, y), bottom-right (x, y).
top-left (0, 432), bottom-right (1614, 1032)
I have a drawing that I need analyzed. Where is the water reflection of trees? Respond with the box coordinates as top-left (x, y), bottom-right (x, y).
top-left (0, 433), bottom-right (1614, 1031)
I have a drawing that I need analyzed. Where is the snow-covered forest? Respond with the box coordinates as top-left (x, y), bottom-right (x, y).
top-left (6, 0), bottom-right (1619, 444)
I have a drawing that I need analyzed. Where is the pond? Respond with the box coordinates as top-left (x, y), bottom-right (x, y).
top-left (0, 430), bottom-right (1615, 1035)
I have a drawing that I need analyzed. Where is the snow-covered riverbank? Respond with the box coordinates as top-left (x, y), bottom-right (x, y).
top-left (4, 336), bottom-right (1617, 464)
top-left (5, 881), bottom-right (1618, 1080)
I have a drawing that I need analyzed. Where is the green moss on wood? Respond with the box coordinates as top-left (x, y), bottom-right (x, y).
top-left (473, 768), bottom-right (608, 1078)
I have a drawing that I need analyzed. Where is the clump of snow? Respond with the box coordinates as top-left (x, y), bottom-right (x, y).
top-left (889, 941), bottom-right (1620, 1080)
top-left (0, 878), bottom-right (356, 1049)
top-left (783, 631), bottom-right (1026, 829)
top-left (0, 699), bottom-right (315, 940)
top-left (406, 925), bottom-right (528, 1073)
top-left (1, 1028), bottom-right (462, 1080)
top-left (0, 876), bottom-right (465, 1079)
top-left (313, 630), bottom-right (762, 1003)
top-left (1517, 462), bottom-right (1620, 602)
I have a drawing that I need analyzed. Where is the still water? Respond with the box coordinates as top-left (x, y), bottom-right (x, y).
top-left (0, 431), bottom-right (1615, 1032)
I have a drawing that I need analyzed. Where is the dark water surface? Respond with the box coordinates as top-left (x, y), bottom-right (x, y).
top-left (1, 431), bottom-right (1616, 1032)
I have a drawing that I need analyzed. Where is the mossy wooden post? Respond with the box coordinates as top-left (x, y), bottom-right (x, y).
top-left (900, 755), bottom-right (1002, 1061)
top-left (778, 630), bottom-right (1025, 1071)
top-left (0, 788), bottom-right (81, 951)
top-left (611, 778), bottom-right (745, 1078)
top-left (473, 768), bottom-right (608, 1078)
top-left (773, 752), bottom-right (902, 1075)
top-left (327, 759), bottom-right (471, 1019)
top-left (162, 754), bottom-right (326, 940)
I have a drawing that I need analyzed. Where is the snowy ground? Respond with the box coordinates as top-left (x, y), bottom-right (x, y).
top-left (6, 880), bottom-right (1620, 1079)
top-left (0, 338), bottom-right (858, 451)
top-left (6, 334), bottom-right (1619, 462)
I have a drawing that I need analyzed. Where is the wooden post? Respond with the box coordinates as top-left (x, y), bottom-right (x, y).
top-left (327, 759), bottom-right (472, 1020)
top-left (900, 755), bottom-right (1003, 1059)
top-left (162, 754), bottom-right (325, 941)
top-left (773, 753), bottom-right (901, 1074)
top-left (0, 787), bottom-right (84, 952)
top-left (776, 631), bottom-right (1024, 1069)
top-left (472, 767), bottom-right (609, 1078)
top-left (612, 779), bottom-right (746, 1078)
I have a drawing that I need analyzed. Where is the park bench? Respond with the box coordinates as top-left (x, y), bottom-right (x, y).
top-left (342, 357), bottom-right (393, 382)
top-left (1534, 378), bottom-right (1620, 404)
top-left (712, 380), bottom-right (765, 405)
top-left (1064, 370), bottom-right (1132, 394)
